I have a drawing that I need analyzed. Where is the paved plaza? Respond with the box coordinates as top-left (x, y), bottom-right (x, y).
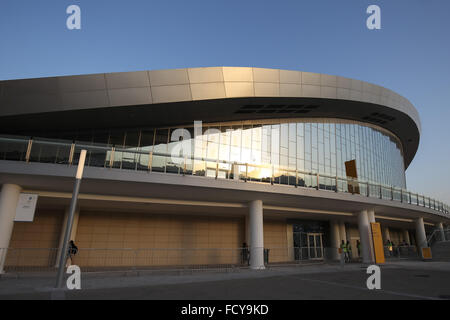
top-left (1, 261), bottom-right (449, 300)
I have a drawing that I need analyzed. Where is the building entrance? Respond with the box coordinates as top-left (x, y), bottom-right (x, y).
top-left (307, 233), bottom-right (323, 260)
top-left (293, 231), bottom-right (324, 261)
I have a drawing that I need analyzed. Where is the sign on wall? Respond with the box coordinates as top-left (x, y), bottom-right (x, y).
top-left (345, 159), bottom-right (360, 194)
top-left (14, 193), bottom-right (38, 222)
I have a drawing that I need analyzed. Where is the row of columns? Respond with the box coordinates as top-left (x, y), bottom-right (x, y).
top-left (0, 185), bottom-right (22, 273)
top-left (0, 183), bottom-right (448, 271)
top-left (331, 212), bottom-right (445, 264)
top-left (246, 202), bottom-right (433, 268)
top-left (382, 227), bottom-right (411, 245)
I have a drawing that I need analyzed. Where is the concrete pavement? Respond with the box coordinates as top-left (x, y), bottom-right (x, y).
top-left (1, 261), bottom-right (450, 300)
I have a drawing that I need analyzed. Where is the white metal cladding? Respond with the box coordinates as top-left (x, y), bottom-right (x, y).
top-left (0, 67), bottom-right (421, 169)
top-left (0, 67), bottom-right (421, 133)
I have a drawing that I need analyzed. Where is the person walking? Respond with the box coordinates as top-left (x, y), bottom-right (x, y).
top-left (67, 240), bottom-right (78, 267)
top-left (346, 241), bottom-right (352, 262)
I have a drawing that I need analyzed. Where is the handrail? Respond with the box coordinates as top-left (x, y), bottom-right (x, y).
top-left (427, 228), bottom-right (450, 246)
top-left (0, 135), bottom-right (448, 216)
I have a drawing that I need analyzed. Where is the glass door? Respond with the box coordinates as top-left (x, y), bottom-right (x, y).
top-left (307, 233), bottom-right (323, 260)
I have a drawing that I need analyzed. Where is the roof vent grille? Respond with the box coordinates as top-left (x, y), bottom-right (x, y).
top-left (235, 104), bottom-right (318, 115)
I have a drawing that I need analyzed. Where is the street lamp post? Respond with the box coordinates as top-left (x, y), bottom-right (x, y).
top-left (55, 150), bottom-right (87, 289)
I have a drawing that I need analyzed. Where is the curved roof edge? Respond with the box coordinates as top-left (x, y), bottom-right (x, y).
top-left (0, 67), bottom-right (421, 167)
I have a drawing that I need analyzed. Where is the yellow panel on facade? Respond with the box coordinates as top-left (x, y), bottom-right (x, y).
top-left (371, 222), bottom-right (385, 264)
top-left (422, 247), bottom-right (432, 260)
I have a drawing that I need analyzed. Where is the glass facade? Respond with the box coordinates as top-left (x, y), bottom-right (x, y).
top-left (56, 118), bottom-right (406, 189)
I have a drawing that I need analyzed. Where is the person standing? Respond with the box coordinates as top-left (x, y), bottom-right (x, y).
top-left (346, 241), bottom-right (352, 262)
top-left (386, 240), bottom-right (393, 257)
top-left (241, 242), bottom-right (249, 266)
top-left (356, 240), bottom-right (361, 258)
top-left (340, 240), bottom-right (349, 263)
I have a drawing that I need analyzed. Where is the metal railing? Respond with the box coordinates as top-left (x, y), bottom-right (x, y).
top-left (1, 247), bottom-right (250, 273)
top-left (0, 135), bottom-right (448, 216)
top-left (383, 245), bottom-right (419, 260)
top-left (1, 246), bottom-right (343, 273)
top-left (267, 247), bottom-right (342, 264)
top-left (427, 228), bottom-right (450, 247)
top-left (6, 245), bottom-right (427, 274)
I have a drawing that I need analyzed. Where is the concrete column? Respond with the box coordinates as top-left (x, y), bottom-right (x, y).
top-left (403, 230), bottom-right (411, 245)
top-left (383, 226), bottom-right (391, 243)
top-left (232, 164), bottom-right (240, 181)
top-left (339, 221), bottom-right (347, 243)
top-left (0, 184), bottom-right (22, 273)
top-left (436, 222), bottom-right (445, 242)
top-left (248, 200), bottom-right (265, 270)
top-left (330, 220), bottom-right (340, 260)
top-left (415, 218), bottom-right (427, 249)
top-left (244, 214), bottom-right (250, 245)
top-left (357, 210), bottom-right (374, 264)
top-left (55, 207), bottom-right (80, 267)
top-left (367, 209), bottom-right (375, 261)
top-left (367, 210), bottom-right (375, 223)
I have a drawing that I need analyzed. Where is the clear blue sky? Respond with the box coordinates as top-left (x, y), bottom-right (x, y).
top-left (1, 0), bottom-right (449, 204)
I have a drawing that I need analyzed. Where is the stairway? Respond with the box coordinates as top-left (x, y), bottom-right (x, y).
top-left (431, 241), bottom-right (450, 261)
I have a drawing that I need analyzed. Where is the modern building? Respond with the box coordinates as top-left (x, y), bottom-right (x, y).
top-left (0, 67), bottom-right (449, 272)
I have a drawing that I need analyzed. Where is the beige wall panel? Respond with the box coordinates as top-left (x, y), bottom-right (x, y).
top-left (6, 209), bottom-right (64, 268)
top-left (302, 72), bottom-right (321, 85)
top-left (280, 70), bottom-right (301, 84)
top-left (58, 74), bottom-right (106, 92)
top-left (254, 82), bottom-right (280, 97)
top-left (188, 67), bottom-right (224, 83)
top-left (224, 82), bottom-right (254, 98)
top-left (60, 90), bottom-right (109, 110)
top-left (337, 76), bottom-right (352, 89)
top-left (321, 86), bottom-right (337, 99)
top-left (264, 219), bottom-right (290, 263)
top-left (190, 83), bottom-right (226, 100)
top-left (106, 71), bottom-right (150, 89)
top-left (302, 84), bottom-right (321, 97)
top-left (223, 67), bottom-right (253, 82)
top-left (351, 79), bottom-right (363, 92)
top-left (337, 87), bottom-right (351, 100)
top-left (321, 74), bottom-right (337, 87)
top-left (280, 83), bottom-right (302, 97)
top-left (74, 211), bottom-right (244, 268)
top-left (148, 69), bottom-right (189, 86)
top-left (253, 68), bottom-right (279, 83)
top-left (151, 85), bottom-right (192, 103)
top-left (108, 87), bottom-right (152, 107)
